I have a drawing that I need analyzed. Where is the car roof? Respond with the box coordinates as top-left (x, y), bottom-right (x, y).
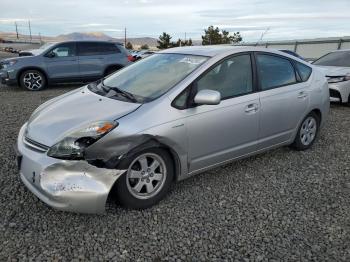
top-left (53, 40), bottom-right (124, 45)
top-left (159, 45), bottom-right (287, 57)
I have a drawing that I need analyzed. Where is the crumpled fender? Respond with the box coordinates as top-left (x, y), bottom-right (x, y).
top-left (40, 161), bottom-right (126, 213)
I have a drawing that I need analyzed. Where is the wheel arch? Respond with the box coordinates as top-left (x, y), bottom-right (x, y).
top-left (310, 108), bottom-right (322, 124)
top-left (118, 138), bottom-right (182, 182)
top-left (17, 67), bottom-right (48, 84)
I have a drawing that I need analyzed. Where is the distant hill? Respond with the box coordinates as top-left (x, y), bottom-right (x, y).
top-left (57, 32), bottom-right (114, 41)
top-left (0, 31), bottom-right (201, 49)
top-left (0, 31), bottom-right (159, 48)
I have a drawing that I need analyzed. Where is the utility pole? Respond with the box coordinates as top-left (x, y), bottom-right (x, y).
top-left (15, 22), bottom-right (19, 40)
top-left (185, 32), bottom-right (186, 43)
top-left (28, 20), bottom-right (32, 42)
top-left (124, 27), bottom-right (126, 46)
top-left (39, 33), bottom-right (42, 44)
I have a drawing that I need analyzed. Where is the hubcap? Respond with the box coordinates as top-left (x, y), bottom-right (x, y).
top-left (126, 153), bottom-right (166, 199)
top-left (300, 116), bottom-right (317, 146)
top-left (23, 72), bottom-right (43, 90)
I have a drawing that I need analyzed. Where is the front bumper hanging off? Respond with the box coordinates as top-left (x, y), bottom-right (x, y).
top-left (17, 124), bottom-right (126, 214)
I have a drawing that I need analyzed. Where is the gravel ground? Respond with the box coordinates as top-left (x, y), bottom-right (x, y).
top-left (0, 83), bottom-right (349, 261)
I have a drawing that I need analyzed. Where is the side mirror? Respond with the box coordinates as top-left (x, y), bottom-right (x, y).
top-left (46, 52), bottom-right (56, 58)
top-left (194, 89), bottom-right (221, 105)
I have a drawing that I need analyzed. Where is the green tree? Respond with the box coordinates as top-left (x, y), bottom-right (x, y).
top-left (173, 38), bottom-right (193, 47)
top-left (126, 42), bottom-right (133, 50)
top-left (157, 32), bottom-right (172, 49)
top-left (202, 26), bottom-right (242, 45)
top-left (140, 44), bottom-right (149, 50)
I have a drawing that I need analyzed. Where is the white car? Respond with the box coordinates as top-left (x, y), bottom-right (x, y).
top-left (313, 50), bottom-right (350, 105)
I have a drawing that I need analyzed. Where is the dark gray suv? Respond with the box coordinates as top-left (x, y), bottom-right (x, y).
top-left (0, 41), bottom-right (132, 91)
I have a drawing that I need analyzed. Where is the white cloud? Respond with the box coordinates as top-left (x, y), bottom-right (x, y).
top-left (0, 0), bottom-right (350, 41)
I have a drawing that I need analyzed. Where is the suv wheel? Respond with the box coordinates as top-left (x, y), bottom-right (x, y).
top-left (291, 112), bottom-right (320, 151)
top-left (20, 70), bottom-right (46, 91)
top-left (115, 148), bottom-right (174, 209)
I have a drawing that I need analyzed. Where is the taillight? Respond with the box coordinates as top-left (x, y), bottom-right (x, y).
top-left (128, 55), bottom-right (135, 62)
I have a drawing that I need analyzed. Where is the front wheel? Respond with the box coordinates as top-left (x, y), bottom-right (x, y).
top-left (19, 70), bottom-right (46, 91)
top-left (115, 148), bottom-right (174, 209)
top-left (291, 112), bottom-right (320, 151)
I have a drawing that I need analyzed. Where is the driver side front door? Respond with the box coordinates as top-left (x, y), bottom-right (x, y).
top-left (181, 53), bottom-right (260, 173)
top-left (44, 42), bottom-right (80, 81)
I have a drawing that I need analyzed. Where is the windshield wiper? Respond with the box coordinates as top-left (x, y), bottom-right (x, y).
top-left (101, 80), bottom-right (138, 103)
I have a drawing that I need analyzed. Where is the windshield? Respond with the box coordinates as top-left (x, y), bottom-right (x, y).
top-left (90, 53), bottom-right (208, 102)
top-left (39, 42), bottom-right (56, 50)
top-left (313, 51), bottom-right (350, 67)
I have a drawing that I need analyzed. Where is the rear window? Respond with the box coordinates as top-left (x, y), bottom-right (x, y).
top-left (77, 42), bottom-right (120, 56)
top-left (295, 62), bottom-right (312, 82)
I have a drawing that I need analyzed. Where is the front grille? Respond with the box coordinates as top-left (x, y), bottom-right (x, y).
top-left (24, 136), bottom-right (50, 153)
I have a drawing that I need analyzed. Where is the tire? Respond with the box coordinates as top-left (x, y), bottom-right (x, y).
top-left (291, 112), bottom-right (320, 151)
top-left (115, 148), bottom-right (174, 209)
top-left (19, 70), bottom-right (47, 91)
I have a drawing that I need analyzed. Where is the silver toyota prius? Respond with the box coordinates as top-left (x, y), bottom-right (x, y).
top-left (16, 46), bottom-right (330, 213)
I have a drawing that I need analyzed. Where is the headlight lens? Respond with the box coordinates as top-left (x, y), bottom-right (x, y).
top-left (47, 121), bottom-right (117, 159)
top-left (327, 74), bottom-right (350, 83)
top-left (2, 60), bottom-right (17, 69)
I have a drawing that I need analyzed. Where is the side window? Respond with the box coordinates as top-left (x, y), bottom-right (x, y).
top-left (50, 43), bottom-right (75, 57)
top-left (172, 88), bottom-right (190, 109)
top-left (77, 42), bottom-right (100, 56)
top-left (256, 54), bottom-right (296, 90)
top-left (295, 62), bottom-right (312, 82)
top-left (196, 54), bottom-right (253, 99)
top-left (99, 43), bottom-right (121, 54)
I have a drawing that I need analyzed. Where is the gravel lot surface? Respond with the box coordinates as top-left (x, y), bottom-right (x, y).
top-left (0, 83), bottom-right (349, 261)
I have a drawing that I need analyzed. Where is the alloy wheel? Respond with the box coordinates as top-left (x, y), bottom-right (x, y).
top-left (126, 153), bottom-right (167, 200)
top-left (23, 72), bottom-right (43, 90)
top-left (300, 116), bottom-right (317, 146)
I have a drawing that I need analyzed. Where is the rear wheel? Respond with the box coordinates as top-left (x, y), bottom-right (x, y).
top-left (115, 148), bottom-right (174, 209)
top-left (291, 112), bottom-right (320, 151)
top-left (20, 70), bottom-right (46, 91)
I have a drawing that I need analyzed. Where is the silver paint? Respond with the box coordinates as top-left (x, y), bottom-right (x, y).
top-left (17, 46), bottom-right (330, 213)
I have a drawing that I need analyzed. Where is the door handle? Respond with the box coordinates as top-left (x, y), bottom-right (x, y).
top-left (298, 91), bottom-right (308, 99)
top-left (245, 103), bottom-right (258, 113)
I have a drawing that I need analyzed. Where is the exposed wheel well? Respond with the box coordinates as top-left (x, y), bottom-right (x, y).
top-left (310, 108), bottom-right (322, 124)
top-left (116, 140), bottom-right (181, 182)
top-left (104, 65), bottom-right (124, 76)
top-left (17, 67), bottom-right (48, 84)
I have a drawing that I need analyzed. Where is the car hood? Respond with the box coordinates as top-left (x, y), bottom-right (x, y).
top-left (315, 65), bottom-right (350, 77)
top-left (25, 86), bottom-right (141, 146)
top-left (19, 49), bottom-right (43, 56)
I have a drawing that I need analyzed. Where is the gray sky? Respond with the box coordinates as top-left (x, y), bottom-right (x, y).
top-left (1, 0), bottom-right (350, 41)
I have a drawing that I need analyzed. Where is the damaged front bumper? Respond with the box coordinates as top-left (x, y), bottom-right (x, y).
top-left (17, 124), bottom-right (126, 213)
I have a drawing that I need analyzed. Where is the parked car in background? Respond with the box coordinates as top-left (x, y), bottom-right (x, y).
top-left (16, 46), bottom-right (329, 213)
top-left (280, 50), bottom-right (305, 60)
top-left (132, 50), bottom-right (155, 61)
top-left (0, 41), bottom-right (133, 91)
top-left (313, 49), bottom-right (350, 104)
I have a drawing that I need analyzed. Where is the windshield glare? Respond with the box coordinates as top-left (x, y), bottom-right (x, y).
top-left (313, 51), bottom-right (350, 67)
top-left (101, 53), bottom-right (208, 102)
top-left (39, 42), bottom-right (56, 50)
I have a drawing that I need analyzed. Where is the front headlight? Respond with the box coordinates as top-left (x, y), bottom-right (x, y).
top-left (327, 74), bottom-right (350, 83)
top-left (47, 121), bottom-right (117, 159)
top-left (2, 60), bottom-right (17, 69)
